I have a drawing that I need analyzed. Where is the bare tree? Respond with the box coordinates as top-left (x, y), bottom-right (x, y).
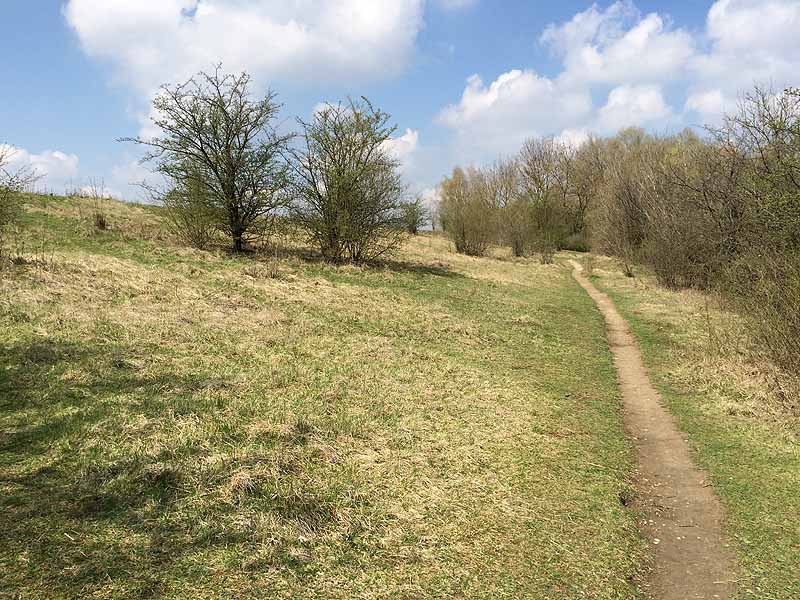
top-left (714, 86), bottom-right (800, 249)
top-left (568, 137), bottom-right (604, 240)
top-left (589, 128), bottom-right (653, 274)
top-left (710, 86), bottom-right (800, 373)
top-left (289, 98), bottom-right (406, 263)
top-left (490, 158), bottom-right (530, 257)
top-left (519, 138), bottom-right (571, 262)
top-left (123, 67), bottom-right (291, 252)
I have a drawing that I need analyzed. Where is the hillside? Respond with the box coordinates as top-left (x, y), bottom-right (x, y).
top-left (1, 195), bottom-right (642, 598)
top-left (1, 195), bottom-right (797, 599)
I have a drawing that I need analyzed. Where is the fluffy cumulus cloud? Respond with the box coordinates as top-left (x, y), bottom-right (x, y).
top-left (63, 0), bottom-right (425, 95)
top-left (419, 186), bottom-right (441, 224)
top-left (382, 128), bottom-right (420, 173)
top-left (554, 128), bottom-right (590, 149)
top-left (1, 145), bottom-right (80, 192)
top-left (61, 0), bottom-right (800, 193)
top-left (437, 69), bottom-right (591, 159)
top-left (437, 0), bottom-right (800, 163)
top-left (597, 84), bottom-right (672, 133)
top-left (684, 89), bottom-right (728, 121)
top-left (685, 0), bottom-right (800, 122)
top-left (109, 158), bottom-right (164, 200)
top-left (698, 0), bottom-right (800, 85)
top-left (541, 0), bottom-right (694, 86)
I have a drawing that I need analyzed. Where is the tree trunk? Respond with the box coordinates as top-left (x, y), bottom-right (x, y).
top-left (233, 232), bottom-right (244, 253)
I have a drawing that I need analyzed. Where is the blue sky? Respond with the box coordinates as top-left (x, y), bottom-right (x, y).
top-left (2, 1), bottom-right (798, 201)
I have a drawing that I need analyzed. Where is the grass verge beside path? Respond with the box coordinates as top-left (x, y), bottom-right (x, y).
top-left (1, 196), bottom-right (643, 599)
top-left (590, 256), bottom-right (800, 600)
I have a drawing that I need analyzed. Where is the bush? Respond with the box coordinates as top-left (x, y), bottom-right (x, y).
top-left (401, 197), bottom-right (428, 235)
top-left (162, 178), bottom-right (219, 250)
top-left (720, 251), bottom-right (800, 375)
top-left (561, 231), bottom-right (589, 252)
top-left (438, 167), bottom-right (497, 256)
top-left (289, 98), bottom-right (406, 263)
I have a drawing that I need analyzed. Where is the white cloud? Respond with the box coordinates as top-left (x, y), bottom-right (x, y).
top-left (62, 0), bottom-right (800, 194)
top-left (1, 145), bottom-right (80, 192)
top-left (435, 0), bottom-right (800, 176)
top-left (420, 186), bottom-right (441, 207)
top-left (63, 0), bottom-right (425, 95)
top-left (690, 0), bottom-right (800, 100)
top-left (78, 183), bottom-right (121, 199)
top-left (596, 84), bottom-right (672, 133)
top-left (684, 89), bottom-right (728, 120)
top-left (554, 128), bottom-right (590, 149)
top-left (382, 128), bottom-right (420, 173)
top-left (435, 3), bottom-right (694, 161)
top-left (419, 186), bottom-right (441, 227)
top-left (108, 158), bottom-right (166, 202)
top-left (541, 1), bottom-right (694, 85)
top-left (437, 69), bottom-right (591, 157)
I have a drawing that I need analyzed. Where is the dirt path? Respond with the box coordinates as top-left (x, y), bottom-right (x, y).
top-left (569, 260), bottom-right (737, 600)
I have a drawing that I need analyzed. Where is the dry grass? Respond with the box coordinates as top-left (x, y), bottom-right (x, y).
top-left (589, 254), bottom-right (800, 600)
top-left (1, 196), bottom-right (644, 599)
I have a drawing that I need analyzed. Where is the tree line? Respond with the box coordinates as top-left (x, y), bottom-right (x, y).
top-left (437, 137), bottom-right (591, 262)
top-left (436, 85), bottom-right (800, 377)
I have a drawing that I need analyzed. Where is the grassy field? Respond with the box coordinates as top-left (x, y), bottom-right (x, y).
top-left (1, 196), bottom-right (644, 599)
top-left (590, 257), bottom-right (800, 600)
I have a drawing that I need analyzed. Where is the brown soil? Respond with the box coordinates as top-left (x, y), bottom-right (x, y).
top-left (570, 260), bottom-right (737, 599)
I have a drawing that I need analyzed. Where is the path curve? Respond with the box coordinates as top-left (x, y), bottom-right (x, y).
top-left (570, 260), bottom-right (737, 600)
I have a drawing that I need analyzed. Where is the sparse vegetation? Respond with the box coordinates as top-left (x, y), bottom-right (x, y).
top-left (0, 145), bottom-right (38, 258)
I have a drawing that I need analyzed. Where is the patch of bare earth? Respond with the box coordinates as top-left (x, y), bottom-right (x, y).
top-left (570, 260), bottom-right (737, 600)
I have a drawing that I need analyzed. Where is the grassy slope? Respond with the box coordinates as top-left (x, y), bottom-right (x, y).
top-left (590, 257), bottom-right (800, 600)
top-left (1, 196), bottom-right (643, 599)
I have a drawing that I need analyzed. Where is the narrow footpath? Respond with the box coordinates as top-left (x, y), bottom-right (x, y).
top-left (570, 260), bottom-right (737, 600)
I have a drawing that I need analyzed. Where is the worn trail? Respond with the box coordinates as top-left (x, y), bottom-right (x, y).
top-left (570, 260), bottom-right (737, 600)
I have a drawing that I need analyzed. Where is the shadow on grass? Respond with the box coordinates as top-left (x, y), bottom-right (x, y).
top-left (0, 336), bottom-right (333, 597)
top-left (261, 243), bottom-right (466, 280)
